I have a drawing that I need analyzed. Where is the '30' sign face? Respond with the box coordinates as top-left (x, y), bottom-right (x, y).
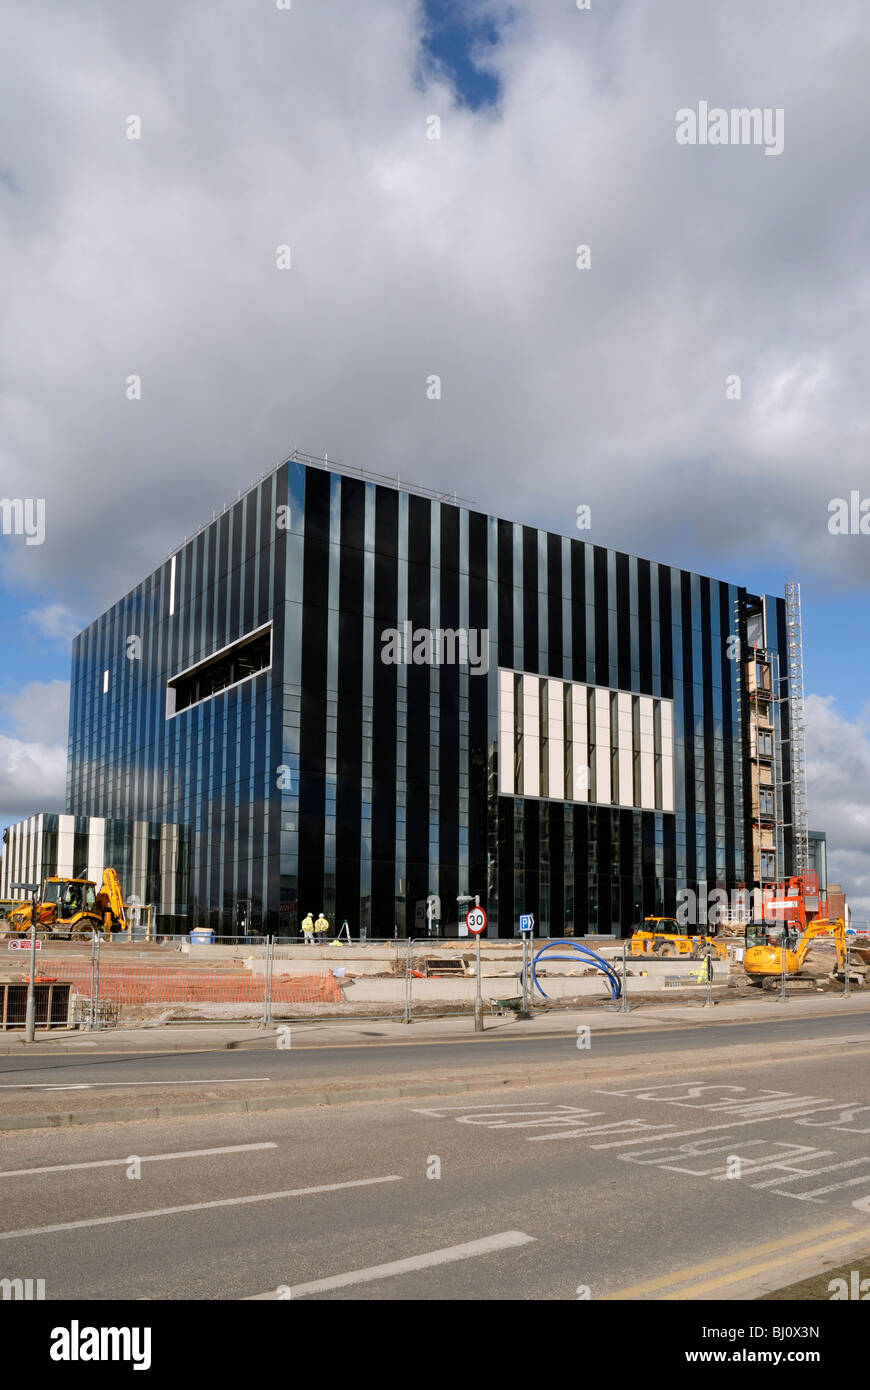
top-left (466, 908), bottom-right (487, 934)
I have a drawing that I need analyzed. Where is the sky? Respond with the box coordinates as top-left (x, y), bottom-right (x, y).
top-left (1, 0), bottom-right (868, 911)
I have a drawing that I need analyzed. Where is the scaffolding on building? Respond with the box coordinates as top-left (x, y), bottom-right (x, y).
top-left (785, 580), bottom-right (810, 876)
top-left (736, 591), bottom-right (786, 900)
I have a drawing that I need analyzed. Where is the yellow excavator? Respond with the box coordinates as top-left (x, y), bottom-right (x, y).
top-left (744, 917), bottom-right (846, 987)
top-left (0, 869), bottom-right (129, 940)
top-left (629, 916), bottom-right (727, 961)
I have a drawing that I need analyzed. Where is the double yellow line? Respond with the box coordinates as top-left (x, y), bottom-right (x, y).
top-left (600, 1220), bottom-right (864, 1300)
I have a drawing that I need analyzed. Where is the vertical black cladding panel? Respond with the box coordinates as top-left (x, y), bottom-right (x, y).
top-left (257, 480), bottom-right (275, 619)
top-left (267, 488), bottom-right (287, 930)
top-left (596, 806), bottom-right (612, 932)
top-left (215, 514), bottom-right (230, 662)
top-left (335, 479), bottom-right (365, 932)
top-left (236, 679), bottom-right (253, 921)
top-left (497, 797), bottom-right (514, 939)
top-left (549, 801), bottom-right (565, 934)
top-left (593, 546), bottom-right (609, 687)
top-left (681, 572), bottom-right (696, 886)
top-left (574, 805), bottom-right (589, 934)
top-left (570, 541), bottom-right (587, 684)
top-left (638, 558), bottom-right (652, 697)
top-left (547, 534), bottom-right (563, 677)
top-left (524, 800), bottom-right (540, 930)
top-left (208, 697), bottom-right (223, 917)
top-left (497, 520), bottom-right (513, 669)
top-left (192, 532), bottom-right (205, 657)
top-left (228, 500), bottom-right (244, 637)
top-left (616, 553), bottom-right (631, 691)
top-left (663, 814), bottom-right (677, 880)
top-left (253, 681), bottom-right (271, 924)
top-left (298, 469), bottom-right (330, 916)
top-left (372, 488), bottom-right (399, 932)
top-left (243, 494), bottom-right (258, 631)
top-left (719, 584), bottom-right (736, 885)
top-left (700, 578), bottom-right (716, 882)
top-left (468, 513), bottom-right (489, 919)
top-left (641, 810), bottom-right (656, 920)
top-left (522, 527), bottom-right (539, 673)
top-left (405, 496), bottom-right (431, 913)
top-left (438, 505), bottom-right (460, 933)
top-left (619, 809), bottom-right (635, 932)
top-left (658, 564), bottom-right (673, 701)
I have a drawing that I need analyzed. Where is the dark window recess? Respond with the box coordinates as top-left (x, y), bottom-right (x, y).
top-left (168, 626), bottom-right (271, 716)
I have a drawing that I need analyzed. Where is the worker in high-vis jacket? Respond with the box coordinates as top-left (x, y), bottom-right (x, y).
top-left (314, 911), bottom-right (330, 940)
top-left (301, 912), bottom-right (315, 945)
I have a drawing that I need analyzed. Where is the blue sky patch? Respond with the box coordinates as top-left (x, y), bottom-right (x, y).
top-left (418, 0), bottom-right (505, 111)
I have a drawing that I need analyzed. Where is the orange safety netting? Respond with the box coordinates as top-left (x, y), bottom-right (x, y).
top-left (34, 962), bottom-right (343, 1005)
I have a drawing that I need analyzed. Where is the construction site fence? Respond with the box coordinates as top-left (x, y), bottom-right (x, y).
top-left (5, 936), bottom-right (345, 1030)
top-left (7, 931), bottom-right (863, 1032)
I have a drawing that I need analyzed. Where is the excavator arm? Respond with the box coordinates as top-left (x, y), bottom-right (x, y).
top-left (97, 868), bottom-right (128, 931)
top-left (794, 918), bottom-right (845, 970)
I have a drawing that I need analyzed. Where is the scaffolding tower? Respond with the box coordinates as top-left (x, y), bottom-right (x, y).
top-left (785, 580), bottom-right (809, 876)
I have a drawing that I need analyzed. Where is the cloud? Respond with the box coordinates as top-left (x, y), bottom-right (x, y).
top-left (0, 681), bottom-right (68, 823)
top-left (805, 694), bottom-right (870, 920)
top-left (0, 680), bottom-right (70, 747)
top-left (22, 604), bottom-right (81, 644)
top-left (1, 0), bottom-right (869, 621)
top-left (0, 736), bottom-right (66, 823)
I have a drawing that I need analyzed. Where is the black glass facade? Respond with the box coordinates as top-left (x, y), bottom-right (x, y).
top-left (66, 459), bottom-right (791, 937)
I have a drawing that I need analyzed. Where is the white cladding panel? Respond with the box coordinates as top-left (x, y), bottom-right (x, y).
top-left (497, 670), bottom-right (675, 813)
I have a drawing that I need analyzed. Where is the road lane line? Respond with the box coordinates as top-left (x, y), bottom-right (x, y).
top-left (0, 1077), bottom-right (271, 1090)
top-left (247, 1231), bottom-right (536, 1299)
top-left (599, 1219), bottom-right (855, 1299)
top-left (0, 1175), bottom-right (402, 1240)
top-left (0, 1142), bottom-right (278, 1178)
top-left (660, 1230), bottom-right (870, 1299)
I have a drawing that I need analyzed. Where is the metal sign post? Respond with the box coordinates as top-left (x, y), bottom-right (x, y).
top-left (518, 914), bottom-right (534, 1018)
top-left (705, 944), bottom-right (713, 1008)
top-left (620, 940), bottom-right (629, 1013)
top-left (11, 882), bottom-right (39, 1044)
top-left (465, 903), bottom-right (487, 1032)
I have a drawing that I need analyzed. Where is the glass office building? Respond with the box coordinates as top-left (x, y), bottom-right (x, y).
top-left (66, 455), bottom-right (793, 936)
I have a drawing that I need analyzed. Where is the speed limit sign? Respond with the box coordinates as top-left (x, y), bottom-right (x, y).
top-left (466, 907), bottom-right (487, 934)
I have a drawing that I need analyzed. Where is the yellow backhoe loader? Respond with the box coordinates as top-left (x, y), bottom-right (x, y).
top-left (744, 917), bottom-right (846, 987)
top-left (629, 916), bottom-right (727, 961)
top-left (0, 868), bottom-right (129, 940)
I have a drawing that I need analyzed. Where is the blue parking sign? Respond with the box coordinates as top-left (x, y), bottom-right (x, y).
top-left (519, 914), bottom-right (534, 933)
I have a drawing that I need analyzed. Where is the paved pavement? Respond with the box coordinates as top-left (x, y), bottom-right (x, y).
top-left (2, 1047), bottom-right (870, 1301)
top-left (2, 987), bottom-right (867, 1053)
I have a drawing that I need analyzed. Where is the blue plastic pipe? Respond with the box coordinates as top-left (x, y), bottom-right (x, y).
top-left (527, 938), bottom-right (622, 1001)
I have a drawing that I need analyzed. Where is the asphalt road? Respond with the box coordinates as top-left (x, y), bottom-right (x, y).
top-left (1, 1011), bottom-right (869, 1088)
top-left (2, 1045), bottom-right (870, 1301)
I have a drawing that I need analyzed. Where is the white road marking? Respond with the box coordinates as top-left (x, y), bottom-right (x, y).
top-left (411, 1102), bottom-right (561, 1117)
top-left (0, 1143), bottom-right (278, 1178)
top-left (0, 1077), bottom-right (271, 1091)
top-left (247, 1230), bottom-right (536, 1299)
top-left (0, 1175), bottom-right (402, 1241)
top-left (590, 1112), bottom-right (855, 1150)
